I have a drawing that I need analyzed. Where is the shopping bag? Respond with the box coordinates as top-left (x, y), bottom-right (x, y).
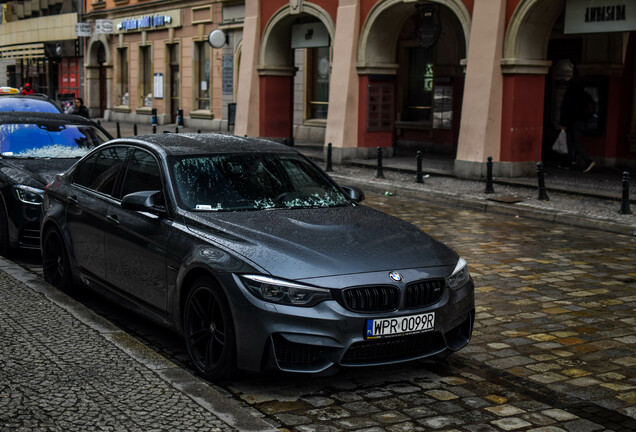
top-left (552, 129), bottom-right (568, 155)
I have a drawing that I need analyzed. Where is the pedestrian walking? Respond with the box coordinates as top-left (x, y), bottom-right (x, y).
top-left (21, 83), bottom-right (35, 95)
top-left (67, 97), bottom-right (90, 119)
top-left (559, 78), bottom-right (596, 173)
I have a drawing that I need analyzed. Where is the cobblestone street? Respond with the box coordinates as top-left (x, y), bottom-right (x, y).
top-left (1, 192), bottom-right (635, 431)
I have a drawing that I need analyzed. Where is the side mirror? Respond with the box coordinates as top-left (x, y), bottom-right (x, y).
top-left (120, 190), bottom-right (166, 215)
top-left (341, 185), bottom-right (365, 203)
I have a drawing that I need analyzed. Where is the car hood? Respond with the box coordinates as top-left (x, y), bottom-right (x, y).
top-left (0, 158), bottom-right (79, 187)
top-left (184, 205), bottom-right (458, 279)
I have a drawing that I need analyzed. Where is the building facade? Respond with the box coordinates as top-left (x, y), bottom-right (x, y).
top-left (0, 0), bottom-right (83, 104)
top-left (233, 0), bottom-right (636, 177)
top-left (82, 0), bottom-right (242, 128)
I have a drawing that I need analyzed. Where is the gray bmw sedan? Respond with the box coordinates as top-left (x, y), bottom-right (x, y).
top-left (41, 134), bottom-right (474, 381)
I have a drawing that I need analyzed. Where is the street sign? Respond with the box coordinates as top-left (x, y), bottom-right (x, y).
top-left (75, 22), bottom-right (91, 37)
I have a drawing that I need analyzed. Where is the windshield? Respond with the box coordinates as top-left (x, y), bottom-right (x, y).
top-left (0, 98), bottom-right (61, 113)
top-left (0, 123), bottom-right (110, 158)
top-left (172, 153), bottom-right (350, 211)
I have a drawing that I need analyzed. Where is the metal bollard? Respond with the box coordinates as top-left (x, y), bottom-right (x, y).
top-left (326, 143), bottom-right (333, 172)
top-left (537, 162), bottom-right (549, 201)
top-left (133, 124), bottom-right (137, 136)
top-left (116, 122), bottom-right (121, 138)
top-left (151, 108), bottom-right (157, 125)
top-left (619, 171), bottom-right (632, 215)
top-left (175, 126), bottom-right (179, 134)
top-left (376, 147), bottom-right (384, 178)
top-left (198, 130), bottom-right (201, 134)
top-left (416, 151), bottom-right (424, 184)
top-left (97, 120), bottom-right (101, 127)
top-left (153, 125), bottom-right (156, 134)
top-left (177, 109), bottom-right (184, 127)
top-left (485, 156), bottom-right (495, 194)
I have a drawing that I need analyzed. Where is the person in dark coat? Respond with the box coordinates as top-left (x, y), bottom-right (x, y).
top-left (69, 98), bottom-right (90, 119)
top-left (559, 79), bottom-right (595, 172)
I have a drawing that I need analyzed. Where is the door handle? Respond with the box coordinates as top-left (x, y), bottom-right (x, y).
top-left (67, 195), bottom-right (78, 204)
top-left (106, 214), bottom-right (120, 225)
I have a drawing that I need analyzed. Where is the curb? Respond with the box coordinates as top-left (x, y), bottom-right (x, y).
top-left (330, 174), bottom-right (636, 237)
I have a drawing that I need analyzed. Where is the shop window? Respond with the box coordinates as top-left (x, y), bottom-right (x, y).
top-left (118, 47), bottom-right (129, 105)
top-left (140, 45), bottom-right (152, 107)
top-left (306, 46), bottom-right (329, 120)
top-left (404, 46), bottom-right (434, 123)
top-left (195, 42), bottom-right (210, 110)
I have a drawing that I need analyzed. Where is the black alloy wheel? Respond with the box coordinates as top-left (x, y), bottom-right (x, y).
top-left (0, 199), bottom-right (12, 257)
top-left (183, 277), bottom-right (236, 381)
top-left (42, 229), bottom-right (73, 292)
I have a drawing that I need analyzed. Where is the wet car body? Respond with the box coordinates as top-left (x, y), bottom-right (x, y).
top-left (0, 112), bottom-right (111, 254)
top-left (41, 134), bottom-right (474, 379)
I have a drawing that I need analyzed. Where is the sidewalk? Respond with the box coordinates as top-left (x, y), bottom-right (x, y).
top-left (0, 257), bottom-right (277, 432)
top-left (96, 120), bottom-right (636, 236)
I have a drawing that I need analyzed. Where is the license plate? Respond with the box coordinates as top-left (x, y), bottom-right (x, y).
top-left (366, 312), bottom-right (435, 339)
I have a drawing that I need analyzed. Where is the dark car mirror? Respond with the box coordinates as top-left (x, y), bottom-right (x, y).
top-left (341, 186), bottom-right (365, 203)
top-left (120, 190), bottom-right (166, 215)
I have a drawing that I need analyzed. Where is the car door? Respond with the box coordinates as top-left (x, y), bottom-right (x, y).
top-left (66, 146), bottom-right (129, 280)
top-left (104, 148), bottom-right (170, 311)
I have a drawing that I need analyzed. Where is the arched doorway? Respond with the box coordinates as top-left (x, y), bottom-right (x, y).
top-left (504, 0), bottom-right (635, 169)
top-left (259, 4), bottom-right (335, 141)
top-left (357, 0), bottom-right (470, 155)
top-left (86, 35), bottom-right (111, 119)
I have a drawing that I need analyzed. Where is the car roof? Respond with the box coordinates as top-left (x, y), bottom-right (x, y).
top-left (0, 94), bottom-right (63, 112)
top-left (0, 111), bottom-right (107, 131)
top-left (109, 134), bottom-right (300, 157)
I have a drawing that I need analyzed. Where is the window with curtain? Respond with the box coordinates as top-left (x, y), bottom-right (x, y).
top-left (307, 46), bottom-right (329, 120)
top-left (140, 45), bottom-right (152, 107)
top-left (118, 47), bottom-right (129, 105)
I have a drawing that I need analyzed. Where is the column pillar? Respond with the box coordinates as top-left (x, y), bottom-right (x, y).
top-left (455, 0), bottom-right (506, 178)
top-left (324, 0), bottom-right (360, 162)
top-left (235, 0), bottom-right (261, 137)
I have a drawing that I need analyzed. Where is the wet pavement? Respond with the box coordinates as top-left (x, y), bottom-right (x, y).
top-left (2, 190), bottom-right (635, 431)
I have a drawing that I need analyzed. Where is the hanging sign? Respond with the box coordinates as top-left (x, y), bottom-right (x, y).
top-left (75, 22), bottom-right (92, 37)
top-left (564, 0), bottom-right (635, 34)
top-left (291, 22), bottom-right (329, 49)
top-left (96, 19), bottom-right (114, 34)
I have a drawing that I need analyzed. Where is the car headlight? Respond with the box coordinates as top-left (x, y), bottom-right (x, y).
top-left (14, 185), bottom-right (44, 205)
top-left (241, 275), bottom-right (332, 307)
top-left (446, 257), bottom-right (470, 290)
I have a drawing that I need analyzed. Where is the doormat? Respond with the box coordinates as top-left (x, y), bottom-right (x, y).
top-left (487, 195), bottom-right (525, 204)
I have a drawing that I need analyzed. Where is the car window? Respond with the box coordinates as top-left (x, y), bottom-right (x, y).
top-left (73, 146), bottom-right (129, 196)
top-left (119, 149), bottom-right (164, 202)
top-left (171, 153), bottom-right (349, 211)
top-left (0, 98), bottom-right (61, 113)
top-left (0, 123), bottom-right (109, 158)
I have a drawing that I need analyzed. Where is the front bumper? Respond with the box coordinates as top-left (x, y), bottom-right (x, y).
top-left (223, 268), bottom-right (475, 374)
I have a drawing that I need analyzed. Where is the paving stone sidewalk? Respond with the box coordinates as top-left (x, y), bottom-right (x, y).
top-left (0, 258), bottom-right (277, 432)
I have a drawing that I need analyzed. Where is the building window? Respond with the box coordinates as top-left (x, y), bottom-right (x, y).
top-left (140, 45), bottom-right (152, 107)
top-left (307, 47), bottom-right (329, 120)
top-left (118, 47), bottom-right (129, 105)
top-left (195, 42), bottom-right (210, 110)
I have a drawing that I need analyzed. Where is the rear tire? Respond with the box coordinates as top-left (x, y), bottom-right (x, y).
top-left (183, 277), bottom-right (236, 381)
top-left (42, 229), bottom-right (74, 292)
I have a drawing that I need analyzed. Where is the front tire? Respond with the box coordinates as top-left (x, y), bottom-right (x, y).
top-left (183, 277), bottom-right (236, 381)
top-left (42, 229), bottom-right (73, 292)
top-left (0, 199), bottom-right (13, 258)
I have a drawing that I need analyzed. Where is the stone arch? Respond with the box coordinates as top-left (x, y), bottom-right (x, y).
top-left (357, 0), bottom-right (471, 71)
top-left (87, 34), bottom-right (111, 66)
top-left (259, 3), bottom-right (335, 70)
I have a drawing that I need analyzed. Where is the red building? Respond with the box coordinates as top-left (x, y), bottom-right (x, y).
top-left (234, 0), bottom-right (636, 177)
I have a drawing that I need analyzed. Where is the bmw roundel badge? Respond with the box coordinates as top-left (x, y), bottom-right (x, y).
top-left (389, 272), bottom-right (404, 283)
